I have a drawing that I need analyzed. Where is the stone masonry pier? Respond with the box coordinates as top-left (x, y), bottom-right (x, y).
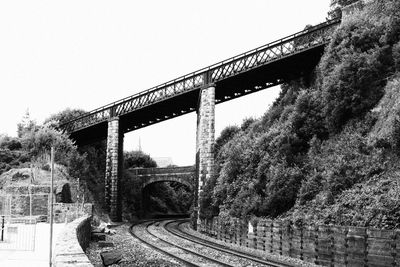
top-left (195, 85), bottom-right (216, 228)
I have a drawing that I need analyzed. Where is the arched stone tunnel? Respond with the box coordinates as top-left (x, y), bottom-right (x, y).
top-left (126, 166), bottom-right (195, 217)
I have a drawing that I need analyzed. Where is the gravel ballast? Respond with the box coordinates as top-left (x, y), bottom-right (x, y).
top-left (86, 223), bottom-right (181, 267)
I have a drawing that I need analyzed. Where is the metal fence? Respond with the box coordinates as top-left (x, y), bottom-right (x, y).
top-left (0, 193), bottom-right (49, 218)
top-left (0, 216), bottom-right (36, 251)
top-left (0, 194), bottom-right (49, 251)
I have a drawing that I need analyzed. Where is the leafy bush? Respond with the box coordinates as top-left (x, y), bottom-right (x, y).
top-left (20, 125), bottom-right (86, 176)
top-left (44, 108), bottom-right (86, 130)
top-left (258, 163), bottom-right (303, 217)
top-left (214, 126), bottom-right (239, 158)
top-left (393, 41), bottom-right (400, 71)
top-left (0, 135), bottom-right (22, 150)
top-left (124, 150), bottom-right (157, 169)
top-left (320, 0), bottom-right (400, 133)
top-left (201, 1), bottom-right (400, 226)
top-left (301, 122), bottom-right (385, 201)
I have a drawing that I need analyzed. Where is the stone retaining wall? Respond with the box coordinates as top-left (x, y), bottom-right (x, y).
top-left (201, 217), bottom-right (400, 266)
top-left (53, 203), bottom-right (93, 223)
top-left (53, 216), bottom-right (93, 267)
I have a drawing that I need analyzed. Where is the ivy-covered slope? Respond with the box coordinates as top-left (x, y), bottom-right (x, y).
top-left (201, 0), bottom-right (400, 229)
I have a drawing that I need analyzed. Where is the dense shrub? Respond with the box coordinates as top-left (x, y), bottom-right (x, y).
top-left (44, 108), bottom-right (86, 130)
top-left (300, 123), bottom-right (385, 202)
top-left (394, 41), bottom-right (400, 71)
top-left (124, 150), bottom-right (157, 169)
top-left (214, 126), bottom-right (239, 157)
top-left (200, 1), bottom-right (400, 227)
top-left (320, 0), bottom-right (400, 133)
top-left (258, 164), bottom-right (303, 217)
top-left (0, 135), bottom-right (22, 150)
top-left (20, 125), bottom-right (86, 177)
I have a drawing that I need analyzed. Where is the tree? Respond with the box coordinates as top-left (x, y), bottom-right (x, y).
top-left (328, 0), bottom-right (359, 19)
top-left (17, 109), bottom-right (37, 138)
top-left (320, 3), bottom-right (399, 133)
top-left (214, 126), bottom-right (239, 156)
top-left (44, 108), bottom-right (86, 130)
top-left (20, 125), bottom-right (86, 177)
top-left (124, 150), bottom-right (157, 169)
top-left (330, 0), bottom-right (358, 7)
top-left (0, 134), bottom-right (22, 150)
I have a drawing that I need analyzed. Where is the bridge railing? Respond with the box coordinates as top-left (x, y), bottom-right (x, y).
top-left (61, 18), bottom-right (340, 133)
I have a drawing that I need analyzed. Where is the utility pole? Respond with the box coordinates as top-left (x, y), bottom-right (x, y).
top-left (49, 147), bottom-right (54, 267)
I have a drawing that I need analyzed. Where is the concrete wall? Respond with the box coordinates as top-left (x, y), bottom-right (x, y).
top-left (201, 217), bottom-right (400, 267)
top-left (53, 216), bottom-right (93, 267)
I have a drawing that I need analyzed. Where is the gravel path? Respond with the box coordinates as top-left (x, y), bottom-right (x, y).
top-left (86, 223), bottom-right (181, 267)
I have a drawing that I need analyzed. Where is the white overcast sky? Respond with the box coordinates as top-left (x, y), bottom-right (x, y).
top-left (0, 0), bottom-right (331, 166)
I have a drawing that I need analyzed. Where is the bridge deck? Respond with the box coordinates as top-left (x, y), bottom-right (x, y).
top-left (61, 19), bottom-right (340, 144)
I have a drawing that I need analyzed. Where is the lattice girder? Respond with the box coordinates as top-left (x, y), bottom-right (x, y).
top-left (61, 19), bottom-right (340, 134)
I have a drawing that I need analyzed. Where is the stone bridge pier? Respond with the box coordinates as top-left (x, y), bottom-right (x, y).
top-left (105, 117), bottom-right (123, 222)
top-left (104, 85), bottom-right (216, 224)
top-left (194, 85), bottom-right (215, 229)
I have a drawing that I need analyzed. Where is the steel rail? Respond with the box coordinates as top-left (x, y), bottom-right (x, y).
top-left (129, 220), bottom-right (198, 267)
top-left (60, 18), bottom-right (340, 133)
top-left (145, 220), bottom-right (235, 266)
top-left (165, 220), bottom-right (294, 267)
top-left (130, 220), bottom-right (234, 267)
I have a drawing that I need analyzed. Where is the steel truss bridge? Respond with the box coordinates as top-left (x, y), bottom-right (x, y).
top-left (61, 19), bottom-right (340, 144)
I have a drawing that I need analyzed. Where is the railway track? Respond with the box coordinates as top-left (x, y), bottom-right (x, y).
top-left (130, 219), bottom-right (295, 267)
top-left (164, 220), bottom-right (293, 267)
top-left (130, 220), bottom-right (235, 266)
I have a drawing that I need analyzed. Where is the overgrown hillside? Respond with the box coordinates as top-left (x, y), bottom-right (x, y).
top-left (201, 0), bottom-right (400, 229)
top-left (0, 113), bottom-right (88, 216)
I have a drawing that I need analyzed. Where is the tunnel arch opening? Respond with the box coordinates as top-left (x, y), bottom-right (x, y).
top-left (141, 180), bottom-right (193, 219)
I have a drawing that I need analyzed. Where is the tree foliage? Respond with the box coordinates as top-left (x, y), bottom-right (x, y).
top-left (201, 1), bottom-right (400, 227)
top-left (124, 150), bottom-right (157, 169)
top-left (44, 108), bottom-right (86, 131)
top-left (320, 0), bottom-right (400, 133)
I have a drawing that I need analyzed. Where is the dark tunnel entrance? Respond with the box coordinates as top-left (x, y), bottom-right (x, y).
top-left (142, 181), bottom-right (193, 219)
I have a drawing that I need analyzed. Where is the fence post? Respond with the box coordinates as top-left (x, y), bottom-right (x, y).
top-left (314, 225), bottom-right (319, 265)
top-left (1, 215), bottom-right (4, 241)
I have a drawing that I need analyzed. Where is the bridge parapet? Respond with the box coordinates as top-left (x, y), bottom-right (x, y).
top-left (129, 166), bottom-right (195, 176)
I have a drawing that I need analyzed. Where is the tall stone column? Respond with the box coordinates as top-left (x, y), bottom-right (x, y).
top-left (194, 85), bottom-right (215, 229)
top-left (105, 117), bottom-right (123, 222)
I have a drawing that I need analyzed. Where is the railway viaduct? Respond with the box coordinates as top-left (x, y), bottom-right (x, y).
top-left (61, 16), bottom-right (344, 224)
